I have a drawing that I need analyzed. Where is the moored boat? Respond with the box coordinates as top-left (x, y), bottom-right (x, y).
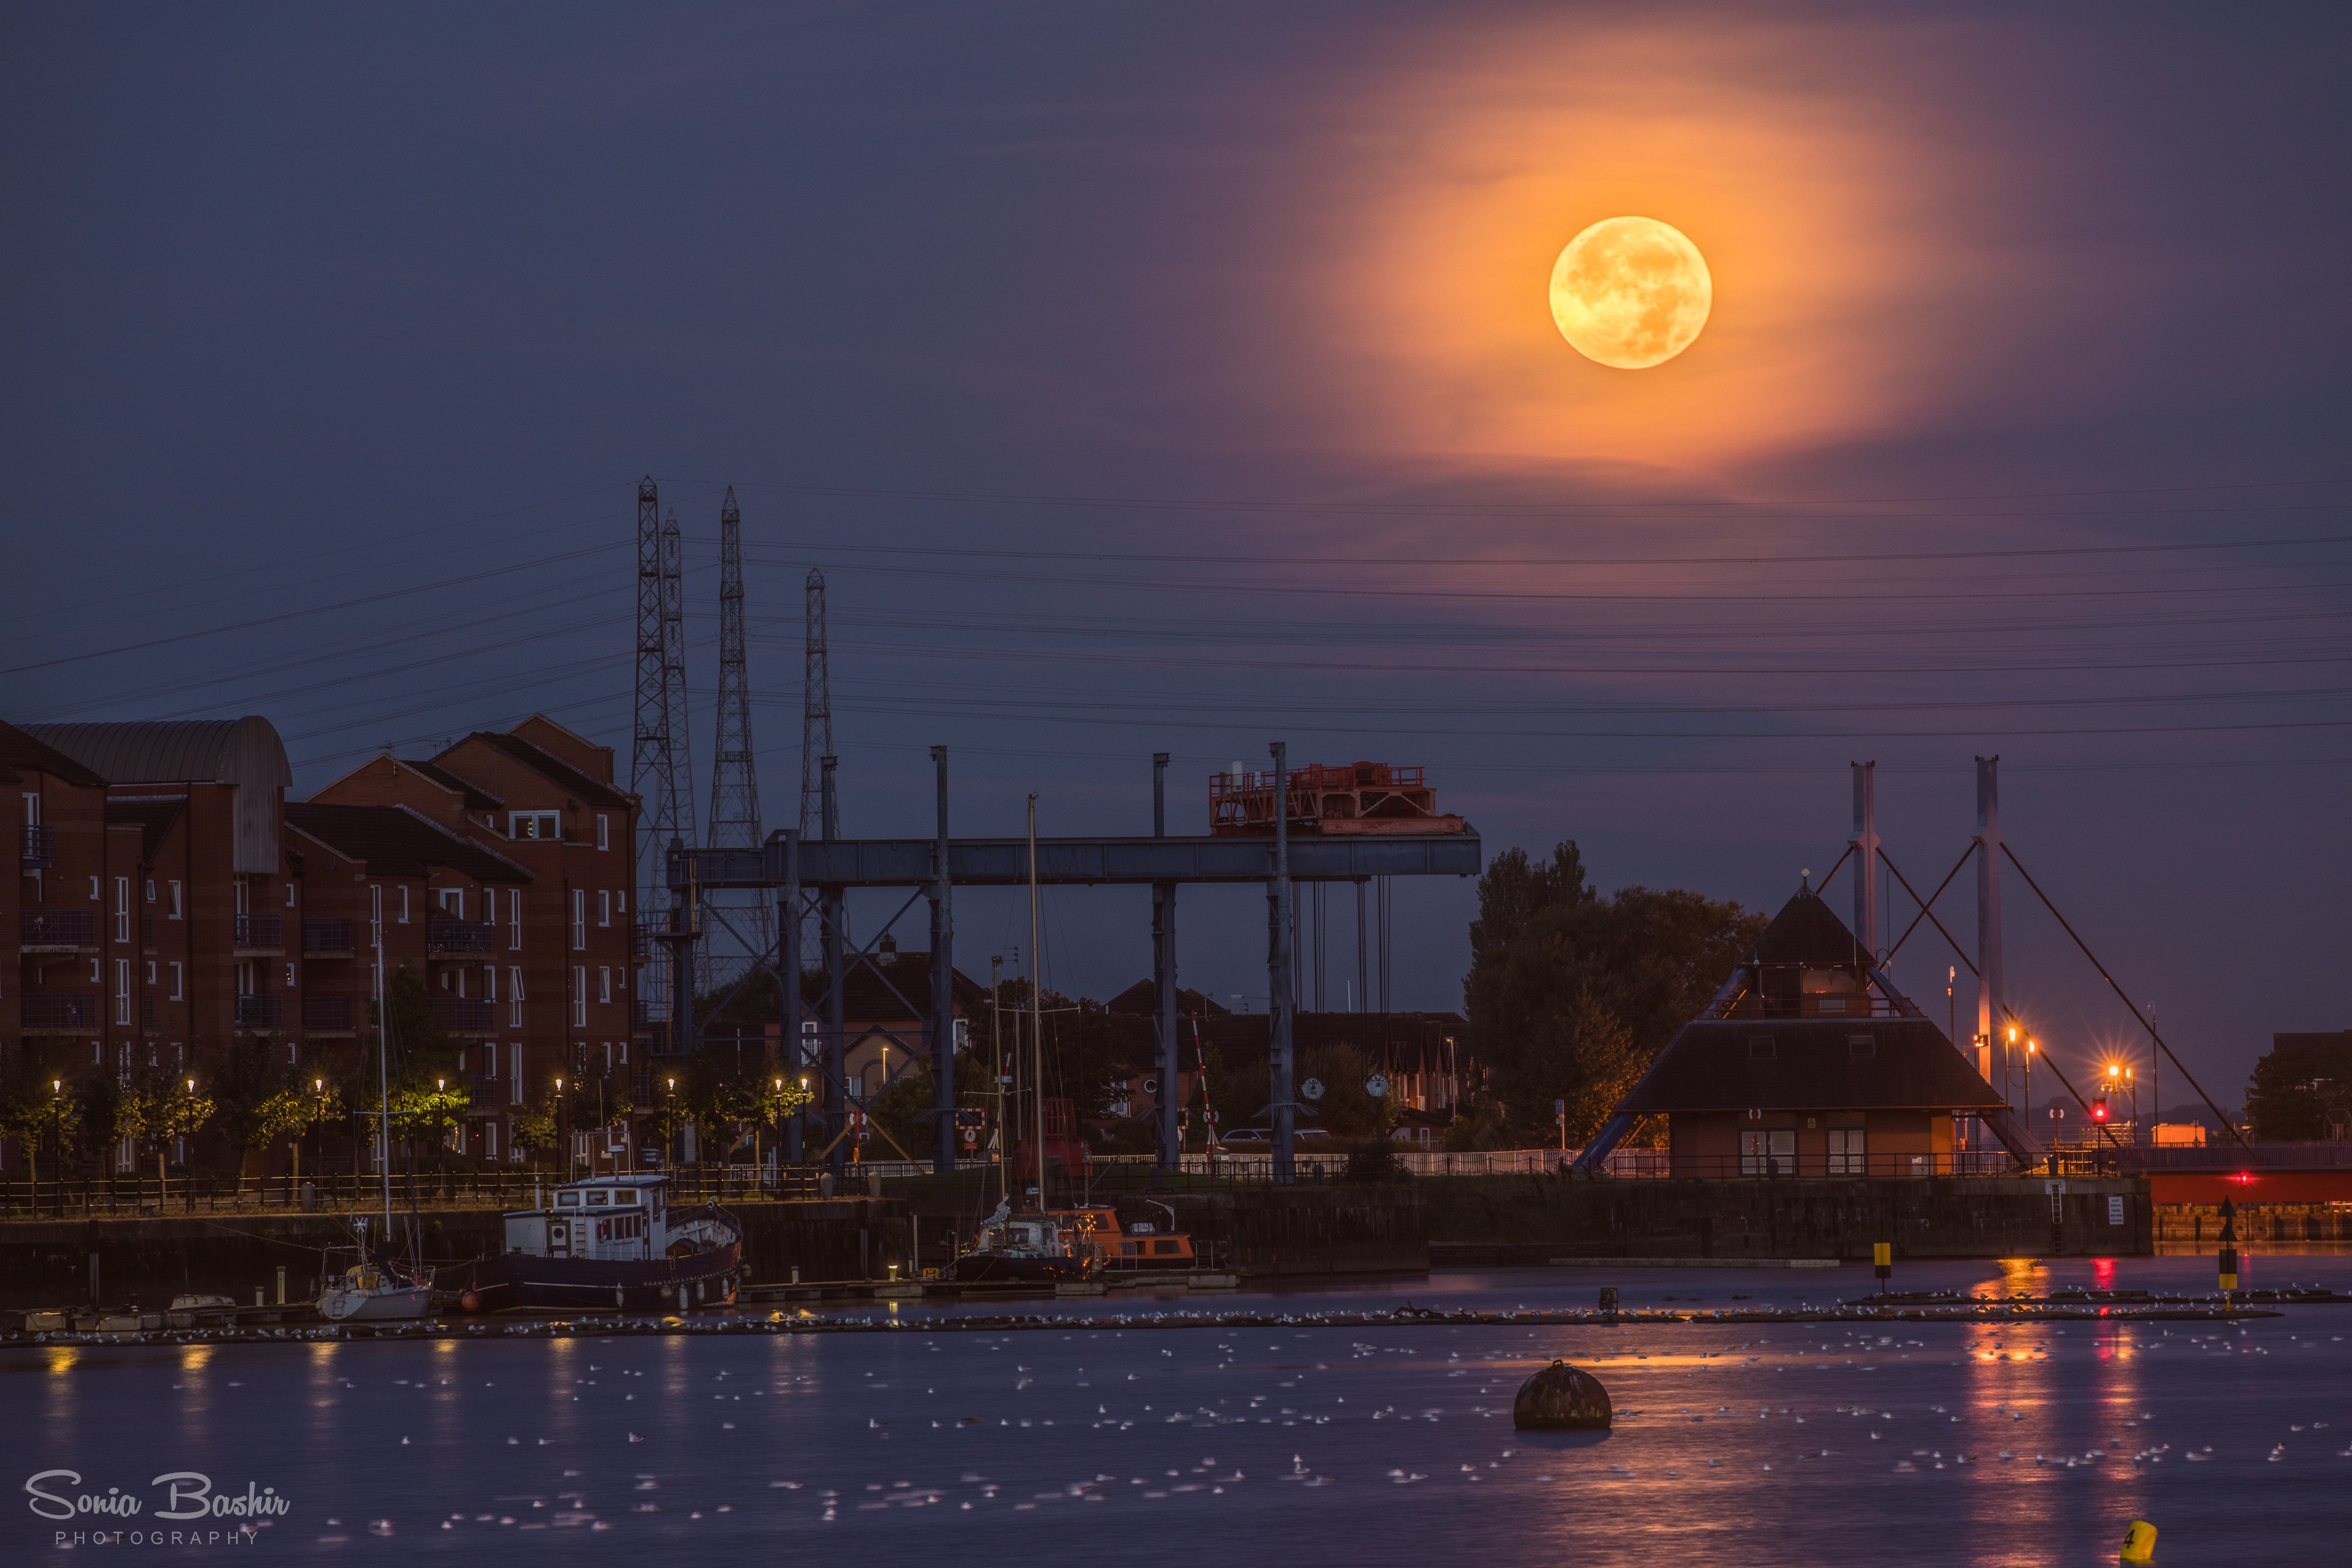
top-left (443, 1174), bottom-right (744, 1313)
top-left (318, 1257), bottom-right (435, 1322)
top-left (1051, 1204), bottom-right (1198, 1271)
top-left (952, 1200), bottom-right (1098, 1284)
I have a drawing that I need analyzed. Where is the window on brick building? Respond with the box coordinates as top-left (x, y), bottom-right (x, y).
top-left (145, 879), bottom-right (156, 903)
top-left (168, 881), bottom-right (183, 919)
top-left (438, 887), bottom-right (463, 916)
top-left (284, 963), bottom-right (296, 988)
top-left (571, 890), bottom-right (585, 950)
top-left (397, 886), bottom-right (410, 923)
top-left (598, 889), bottom-right (610, 928)
top-left (509, 898), bottom-right (522, 949)
top-left (573, 967), bottom-right (587, 1027)
top-left (90, 957), bottom-right (101, 983)
top-left (169, 962), bottom-right (184, 1001)
top-left (285, 882), bottom-right (296, 907)
top-left (509, 967), bottom-right (525, 1027)
top-left (510, 811), bottom-right (559, 841)
top-left (114, 960), bottom-right (131, 1025)
top-left (598, 967), bottom-right (611, 1004)
top-left (114, 877), bottom-right (130, 943)
top-left (596, 814), bottom-right (609, 851)
top-left (484, 967), bottom-right (497, 1002)
top-left (146, 960), bottom-right (156, 985)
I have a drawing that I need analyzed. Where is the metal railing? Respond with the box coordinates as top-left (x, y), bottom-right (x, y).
top-left (428, 996), bottom-right (494, 1032)
top-left (22, 992), bottom-right (98, 1029)
top-left (20, 822), bottom-right (54, 870)
top-left (303, 993), bottom-right (356, 1030)
top-left (233, 993), bottom-right (284, 1029)
top-left (0, 1163), bottom-right (858, 1219)
top-left (234, 912), bottom-right (284, 948)
top-left (302, 916), bottom-right (354, 953)
top-left (427, 916), bottom-right (495, 954)
top-left (20, 908), bottom-right (95, 947)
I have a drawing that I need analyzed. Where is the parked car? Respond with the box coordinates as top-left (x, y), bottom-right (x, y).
top-left (1218, 1128), bottom-right (1271, 1147)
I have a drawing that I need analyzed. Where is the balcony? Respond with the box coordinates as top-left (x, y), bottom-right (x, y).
top-left (23, 992), bottom-right (99, 1031)
top-left (233, 993), bottom-right (284, 1030)
top-left (303, 993), bottom-right (356, 1032)
top-left (19, 823), bottom-right (53, 870)
top-left (428, 996), bottom-right (495, 1033)
top-left (301, 916), bottom-right (354, 954)
top-left (427, 917), bottom-right (495, 954)
top-left (233, 912), bottom-right (284, 950)
top-left (20, 909), bottom-right (96, 950)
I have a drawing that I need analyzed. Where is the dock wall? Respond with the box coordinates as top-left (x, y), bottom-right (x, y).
top-left (1424, 1175), bottom-right (2152, 1264)
top-left (0, 1198), bottom-right (909, 1310)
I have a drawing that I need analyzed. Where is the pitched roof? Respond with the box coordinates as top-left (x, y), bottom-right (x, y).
top-left (0, 718), bottom-right (110, 787)
top-left (1615, 1016), bottom-right (2004, 1114)
top-left (283, 803), bottom-right (532, 883)
top-left (23, 717), bottom-right (290, 790)
top-left (105, 796), bottom-right (186, 861)
top-left (406, 759), bottom-right (504, 810)
top-left (1747, 888), bottom-right (1871, 968)
top-left (801, 950), bottom-right (990, 1021)
top-left (442, 731), bottom-right (632, 810)
top-left (1105, 980), bottom-right (1232, 1017)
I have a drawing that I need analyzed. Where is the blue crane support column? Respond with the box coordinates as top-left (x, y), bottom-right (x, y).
top-left (1974, 754), bottom-right (2006, 1116)
top-left (929, 746), bottom-right (956, 1175)
top-left (821, 754), bottom-right (848, 1172)
top-left (1268, 742), bottom-right (1296, 1184)
top-left (1152, 752), bottom-right (1179, 1171)
top-left (779, 827), bottom-right (803, 1164)
top-left (1851, 760), bottom-right (1880, 964)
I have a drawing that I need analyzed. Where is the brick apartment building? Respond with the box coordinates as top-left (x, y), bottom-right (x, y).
top-left (307, 714), bottom-right (643, 1164)
top-left (5, 713), bottom-right (642, 1175)
top-left (6, 718), bottom-right (299, 1121)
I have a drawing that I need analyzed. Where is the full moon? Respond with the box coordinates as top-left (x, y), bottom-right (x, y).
top-left (1548, 216), bottom-right (1712, 369)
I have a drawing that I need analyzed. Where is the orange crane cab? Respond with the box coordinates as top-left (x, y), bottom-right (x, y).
top-left (1050, 1205), bottom-right (1198, 1270)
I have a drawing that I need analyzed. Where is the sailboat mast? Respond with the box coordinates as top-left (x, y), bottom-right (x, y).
top-left (991, 954), bottom-right (1005, 1208)
top-left (1027, 795), bottom-right (1045, 1210)
top-left (373, 888), bottom-right (392, 1234)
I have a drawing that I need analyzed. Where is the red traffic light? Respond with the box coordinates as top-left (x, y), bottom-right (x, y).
top-left (2091, 1097), bottom-right (2110, 1122)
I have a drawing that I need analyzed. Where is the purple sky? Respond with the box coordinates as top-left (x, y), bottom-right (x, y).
top-left (4, 3), bottom-right (2348, 1110)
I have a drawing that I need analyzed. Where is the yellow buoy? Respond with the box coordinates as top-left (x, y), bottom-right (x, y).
top-left (2120, 1519), bottom-right (2157, 1563)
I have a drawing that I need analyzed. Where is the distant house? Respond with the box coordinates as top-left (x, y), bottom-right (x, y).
top-left (1575, 886), bottom-right (2036, 1176)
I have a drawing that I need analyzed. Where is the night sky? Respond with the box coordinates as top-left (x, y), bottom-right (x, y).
top-left (5, 4), bottom-right (2347, 1110)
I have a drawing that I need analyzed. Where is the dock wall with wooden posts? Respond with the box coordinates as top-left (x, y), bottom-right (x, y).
top-left (1423, 1175), bottom-right (2153, 1265)
top-left (0, 1197), bottom-right (910, 1311)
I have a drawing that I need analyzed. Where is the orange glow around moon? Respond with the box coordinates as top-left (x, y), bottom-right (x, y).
top-left (1549, 216), bottom-right (1712, 368)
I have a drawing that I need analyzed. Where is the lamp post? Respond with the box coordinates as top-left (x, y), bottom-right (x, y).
top-left (555, 1077), bottom-right (568, 1179)
top-left (2024, 1040), bottom-right (2037, 1133)
top-left (49, 1079), bottom-right (64, 1218)
top-left (666, 1077), bottom-right (677, 1169)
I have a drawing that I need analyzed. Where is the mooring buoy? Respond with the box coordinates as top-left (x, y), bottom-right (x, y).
top-left (1512, 1359), bottom-right (1612, 1431)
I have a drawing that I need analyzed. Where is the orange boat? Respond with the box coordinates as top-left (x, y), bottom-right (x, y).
top-left (1051, 1205), bottom-right (1198, 1270)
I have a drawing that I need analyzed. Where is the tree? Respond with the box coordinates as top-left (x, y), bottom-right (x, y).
top-left (2245, 1033), bottom-right (2352, 1141)
top-left (512, 1098), bottom-right (561, 1163)
top-left (1464, 840), bottom-right (1764, 1143)
top-left (1298, 1043), bottom-right (1394, 1141)
top-left (211, 1036), bottom-right (313, 1172)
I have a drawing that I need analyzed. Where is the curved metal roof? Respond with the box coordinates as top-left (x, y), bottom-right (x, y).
top-left (24, 716), bottom-right (291, 789)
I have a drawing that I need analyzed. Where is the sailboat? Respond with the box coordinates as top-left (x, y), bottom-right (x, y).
top-left (951, 796), bottom-right (1097, 1286)
top-left (319, 892), bottom-right (434, 1324)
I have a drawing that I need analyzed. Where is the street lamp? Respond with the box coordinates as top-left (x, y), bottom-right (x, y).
top-left (49, 1079), bottom-right (64, 1218)
top-left (2024, 1039), bottom-right (2037, 1129)
top-left (555, 1077), bottom-right (567, 1179)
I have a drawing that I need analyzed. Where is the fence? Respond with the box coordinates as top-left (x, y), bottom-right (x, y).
top-left (0, 1163), bottom-right (886, 1219)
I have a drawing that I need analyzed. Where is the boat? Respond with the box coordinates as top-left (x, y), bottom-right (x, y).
top-left (444, 1174), bottom-right (744, 1313)
top-left (318, 1257), bottom-right (436, 1323)
top-left (951, 1199), bottom-right (1098, 1284)
top-left (1051, 1204), bottom-right (1198, 1271)
top-left (317, 950), bottom-right (434, 1323)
